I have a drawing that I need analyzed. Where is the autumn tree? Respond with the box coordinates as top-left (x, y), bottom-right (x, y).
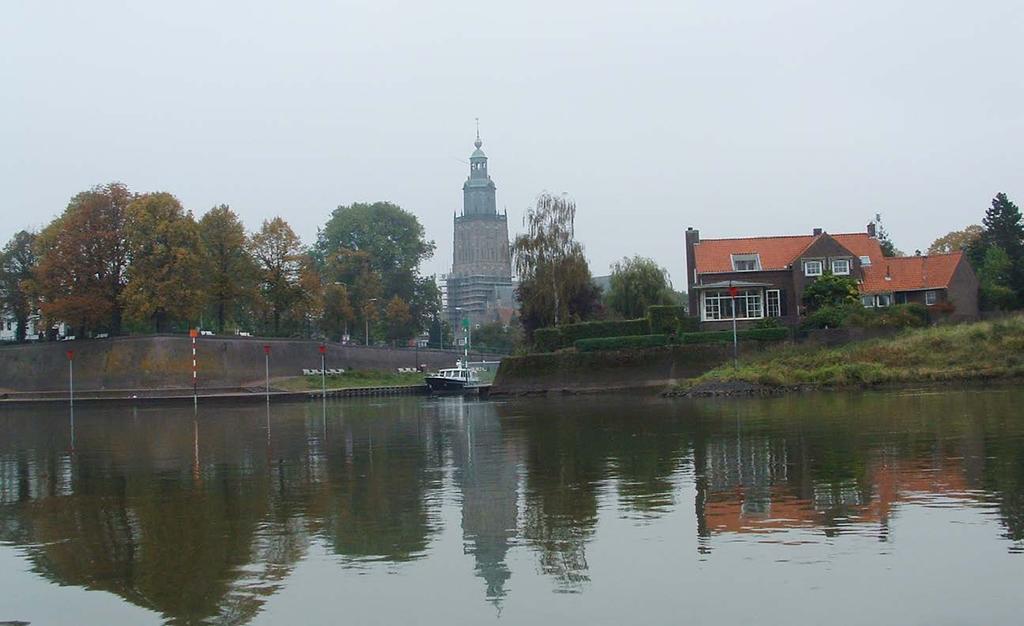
top-left (512, 193), bottom-right (601, 337)
top-left (122, 193), bottom-right (204, 332)
top-left (605, 256), bottom-right (675, 319)
top-left (928, 225), bottom-right (983, 255)
top-left (0, 231), bottom-right (38, 341)
top-left (321, 282), bottom-right (355, 342)
top-left (249, 217), bottom-right (304, 335)
top-left (33, 182), bottom-right (133, 336)
top-left (383, 295), bottom-right (415, 344)
top-left (292, 254), bottom-right (325, 337)
top-left (198, 205), bottom-right (256, 333)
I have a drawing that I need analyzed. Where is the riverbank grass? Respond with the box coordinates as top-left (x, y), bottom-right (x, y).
top-left (276, 369), bottom-right (425, 391)
top-left (680, 315), bottom-right (1024, 390)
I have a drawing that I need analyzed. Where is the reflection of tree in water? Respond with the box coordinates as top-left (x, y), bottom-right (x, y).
top-left (0, 407), bottom-right (312, 625)
top-left (503, 401), bottom-right (693, 592)
top-left (314, 402), bottom-right (443, 562)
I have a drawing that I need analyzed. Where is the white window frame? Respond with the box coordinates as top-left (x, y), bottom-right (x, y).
top-left (831, 258), bottom-right (851, 275)
top-left (731, 254), bottom-right (761, 272)
top-left (766, 289), bottom-right (781, 317)
top-left (875, 293), bottom-right (892, 308)
top-left (859, 255), bottom-right (872, 266)
top-left (701, 289), bottom-right (765, 321)
top-left (861, 295), bottom-right (875, 308)
top-left (804, 260), bottom-right (823, 277)
top-left (925, 290), bottom-right (938, 306)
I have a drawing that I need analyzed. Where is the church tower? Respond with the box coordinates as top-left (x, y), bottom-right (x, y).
top-left (447, 127), bottom-right (514, 326)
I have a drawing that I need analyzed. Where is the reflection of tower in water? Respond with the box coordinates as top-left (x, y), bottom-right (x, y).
top-left (448, 398), bottom-right (520, 607)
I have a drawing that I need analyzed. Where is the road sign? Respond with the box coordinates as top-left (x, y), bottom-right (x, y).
top-left (728, 285), bottom-right (739, 298)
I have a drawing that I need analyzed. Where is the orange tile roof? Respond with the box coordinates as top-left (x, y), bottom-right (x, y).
top-left (861, 252), bottom-right (965, 294)
top-left (693, 232), bottom-right (884, 273)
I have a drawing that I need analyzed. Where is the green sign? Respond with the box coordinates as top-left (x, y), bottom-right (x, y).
top-left (462, 318), bottom-right (470, 329)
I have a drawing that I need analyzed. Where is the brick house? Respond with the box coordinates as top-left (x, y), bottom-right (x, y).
top-left (684, 225), bottom-right (979, 330)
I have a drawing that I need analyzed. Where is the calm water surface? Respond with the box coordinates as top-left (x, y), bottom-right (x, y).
top-left (1, 389), bottom-right (1023, 625)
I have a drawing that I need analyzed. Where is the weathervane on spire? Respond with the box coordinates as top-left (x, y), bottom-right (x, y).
top-left (474, 117), bottom-right (482, 148)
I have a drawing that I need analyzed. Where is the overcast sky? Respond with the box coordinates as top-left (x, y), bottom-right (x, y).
top-left (2, 1), bottom-right (1021, 287)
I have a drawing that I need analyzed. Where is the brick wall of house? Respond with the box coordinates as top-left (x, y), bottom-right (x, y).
top-left (946, 256), bottom-right (980, 321)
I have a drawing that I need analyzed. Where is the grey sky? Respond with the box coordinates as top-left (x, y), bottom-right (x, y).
top-left (2, 1), bottom-right (1021, 287)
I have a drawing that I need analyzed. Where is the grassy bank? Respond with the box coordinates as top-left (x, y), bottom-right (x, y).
top-left (678, 315), bottom-right (1024, 390)
top-left (275, 370), bottom-right (425, 391)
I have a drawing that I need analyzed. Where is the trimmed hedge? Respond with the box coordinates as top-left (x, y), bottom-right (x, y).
top-left (575, 334), bottom-right (669, 352)
top-left (648, 305), bottom-right (688, 334)
top-left (533, 327), bottom-right (563, 353)
top-left (534, 318), bottom-right (652, 351)
top-left (680, 327), bottom-right (790, 344)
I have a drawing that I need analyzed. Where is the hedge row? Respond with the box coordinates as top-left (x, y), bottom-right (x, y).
top-left (679, 327), bottom-right (790, 344)
top-left (648, 305), bottom-right (698, 334)
top-left (575, 334), bottom-right (669, 352)
top-left (534, 318), bottom-right (653, 351)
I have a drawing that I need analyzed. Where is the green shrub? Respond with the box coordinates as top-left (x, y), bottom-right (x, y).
top-left (575, 334), bottom-right (669, 352)
top-left (801, 304), bottom-right (855, 330)
top-left (845, 303), bottom-right (929, 329)
top-left (533, 327), bottom-right (563, 352)
top-left (559, 318), bottom-right (651, 345)
top-left (648, 305), bottom-right (688, 334)
top-left (680, 328), bottom-right (789, 344)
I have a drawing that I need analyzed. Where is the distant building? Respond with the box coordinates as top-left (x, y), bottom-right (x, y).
top-left (684, 224), bottom-right (979, 329)
top-left (0, 313), bottom-right (43, 342)
top-left (447, 130), bottom-right (515, 326)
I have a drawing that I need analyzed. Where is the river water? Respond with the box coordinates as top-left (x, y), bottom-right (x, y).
top-left (1, 388), bottom-right (1022, 625)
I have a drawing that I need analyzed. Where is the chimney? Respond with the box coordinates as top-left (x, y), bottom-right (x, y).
top-left (812, 228), bottom-right (823, 236)
top-left (867, 222), bottom-right (877, 238)
top-left (684, 228), bottom-right (701, 316)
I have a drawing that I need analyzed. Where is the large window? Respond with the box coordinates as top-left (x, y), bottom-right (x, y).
top-left (804, 260), bottom-right (823, 277)
top-left (766, 290), bottom-right (781, 317)
top-left (702, 289), bottom-right (764, 321)
top-left (831, 259), bottom-right (851, 275)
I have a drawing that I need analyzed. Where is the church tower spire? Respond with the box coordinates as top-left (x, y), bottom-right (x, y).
top-left (463, 121), bottom-right (496, 215)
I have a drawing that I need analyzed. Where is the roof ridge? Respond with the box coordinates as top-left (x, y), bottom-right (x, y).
top-left (698, 231), bottom-right (871, 243)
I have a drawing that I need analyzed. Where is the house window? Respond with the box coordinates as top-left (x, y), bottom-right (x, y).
top-left (702, 289), bottom-right (764, 321)
top-left (876, 294), bottom-right (892, 308)
top-left (859, 255), bottom-right (872, 266)
top-left (731, 254), bottom-right (761, 272)
top-left (766, 290), bottom-right (781, 317)
top-left (925, 290), bottom-right (938, 305)
top-left (804, 260), bottom-right (823, 277)
top-left (831, 259), bottom-right (851, 275)
top-left (861, 295), bottom-right (875, 308)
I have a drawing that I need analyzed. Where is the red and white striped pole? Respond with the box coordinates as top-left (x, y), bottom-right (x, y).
top-left (190, 328), bottom-right (199, 410)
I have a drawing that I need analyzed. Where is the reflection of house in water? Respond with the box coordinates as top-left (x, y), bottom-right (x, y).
top-left (448, 399), bottom-right (521, 607)
top-left (700, 437), bottom-right (974, 537)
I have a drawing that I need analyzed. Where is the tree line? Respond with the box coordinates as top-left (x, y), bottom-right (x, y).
top-left (928, 192), bottom-right (1024, 310)
top-left (0, 182), bottom-right (439, 344)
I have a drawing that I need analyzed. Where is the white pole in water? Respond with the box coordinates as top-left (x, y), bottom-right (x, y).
top-left (190, 328), bottom-right (199, 411)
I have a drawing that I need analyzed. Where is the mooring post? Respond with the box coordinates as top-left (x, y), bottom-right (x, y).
top-left (190, 328), bottom-right (199, 411)
top-left (263, 344), bottom-right (271, 403)
top-left (319, 343), bottom-right (327, 399)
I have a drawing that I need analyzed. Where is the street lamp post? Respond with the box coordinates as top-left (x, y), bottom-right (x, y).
top-left (728, 283), bottom-right (739, 369)
top-left (364, 298), bottom-right (378, 347)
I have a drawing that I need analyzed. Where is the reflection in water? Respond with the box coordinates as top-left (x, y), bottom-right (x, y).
top-left (0, 389), bottom-right (1023, 624)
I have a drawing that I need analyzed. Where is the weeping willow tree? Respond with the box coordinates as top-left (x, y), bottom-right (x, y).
top-left (512, 193), bottom-right (601, 337)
